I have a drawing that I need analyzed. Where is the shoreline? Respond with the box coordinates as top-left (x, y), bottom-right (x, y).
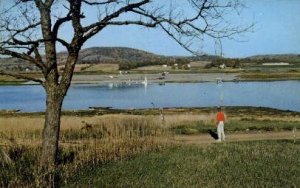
top-left (1, 106), bottom-right (300, 117)
top-left (70, 73), bottom-right (238, 85)
top-left (3, 72), bottom-right (300, 86)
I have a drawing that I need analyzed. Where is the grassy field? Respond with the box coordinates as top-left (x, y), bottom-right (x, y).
top-left (81, 64), bottom-right (119, 73)
top-left (0, 107), bottom-right (300, 187)
top-left (67, 140), bottom-right (300, 187)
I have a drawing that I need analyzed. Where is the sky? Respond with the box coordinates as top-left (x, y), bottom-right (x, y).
top-left (221, 0), bottom-right (300, 58)
top-left (77, 0), bottom-right (300, 58)
top-left (2, 0), bottom-right (300, 58)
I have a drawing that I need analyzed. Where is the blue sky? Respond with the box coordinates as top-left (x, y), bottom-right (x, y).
top-left (2, 0), bottom-right (299, 58)
top-left (221, 0), bottom-right (300, 57)
top-left (78, 0), bottom-right (300, 58)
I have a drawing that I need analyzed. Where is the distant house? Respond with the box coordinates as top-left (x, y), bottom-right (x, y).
top-left (219, 64), bottom-right (226, 69)
top-left (187, 64), bottom-right (191, 68)
top-left (162, 64), bottom-right (168, 68)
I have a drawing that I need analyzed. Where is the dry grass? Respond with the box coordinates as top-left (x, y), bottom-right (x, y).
top-left (0, 117), bottom-right (43, 132)
top-left (0, 113), bottom-right (213, 131)
top-left (164, 113), bottom-right (214, 126)
top-left (0, 114), bottom-right (173, 186)
top-left (0, 114), bottom-right (164, 131)
top-left (0, 114), bottom-right (172, 143)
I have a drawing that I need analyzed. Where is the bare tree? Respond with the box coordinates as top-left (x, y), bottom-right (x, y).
top-left (0, 0), bottom-right (251, 168)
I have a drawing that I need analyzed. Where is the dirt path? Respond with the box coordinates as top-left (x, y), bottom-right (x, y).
top-left (172, 131), bottom-right (300, 145)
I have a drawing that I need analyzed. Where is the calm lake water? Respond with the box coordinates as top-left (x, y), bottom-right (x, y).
top-left (0, 81), bottom-right (300, 112)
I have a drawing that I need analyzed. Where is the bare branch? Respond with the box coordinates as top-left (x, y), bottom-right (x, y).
top-left (31, 44), bottom-right (46, 71)
top-left (159, 23), bottom-right (195, 55)
top-left (8, 37), bottom-right (44, 46)
top-left (0, 47), bottom-right (35, 63)
top-left (0, 70), bottom-right (44, 85)
top-left (6, 21), bottom-right (41, 34)
top-left (82, 0), bottom-right (150, 41)
top-left (69, 0), bottom-right (84, 35)
top-left (107, 20), bottom-right (159, 27)
top-left (52, 14), bottom-right (72, 38)
top-left (0, 46), bottom-right (46, 71)
top-left (56, 38), bottom-right (70, 50)
top-left (82, 0), bottom-right (117, 6)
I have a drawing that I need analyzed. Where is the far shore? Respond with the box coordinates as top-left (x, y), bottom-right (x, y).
top-left (70, 73), bottom-right (238, 85)
top-left (2, 71), bottom-right (300, 86)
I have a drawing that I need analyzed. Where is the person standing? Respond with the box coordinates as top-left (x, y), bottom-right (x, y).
top-left (216, 107), bottom-right (226, 141)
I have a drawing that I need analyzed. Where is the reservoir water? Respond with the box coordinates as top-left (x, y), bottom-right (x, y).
top-left (0, 81), bottom-right (299, 112)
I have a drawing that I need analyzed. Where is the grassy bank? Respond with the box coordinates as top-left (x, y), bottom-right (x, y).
top-left (1, 107), bottom-right (299, 186)
top-left (239, 72), bottom-right (300, 81)
top-left (67, 140), bottom-right (300, 187)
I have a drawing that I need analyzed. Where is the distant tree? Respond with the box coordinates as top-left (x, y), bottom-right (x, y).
top-left (0, 0), bottom-right (251, 169)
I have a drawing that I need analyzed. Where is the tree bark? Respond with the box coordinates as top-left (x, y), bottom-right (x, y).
top-left (39, 53), bottom-right (78, 169)
top-left (40, 86), bottom-right (64, 168)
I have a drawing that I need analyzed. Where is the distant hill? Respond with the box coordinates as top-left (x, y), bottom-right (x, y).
top-left (247, 54), bottom-right (300, 63)
top-left (0, 47), bottom-right (219, 71)
top-left (4, 47), bottom-right (299, 71)
top-left (57, 47), bottom-right (164, 64)
top-left (57, 47), bottom-right (219, 64)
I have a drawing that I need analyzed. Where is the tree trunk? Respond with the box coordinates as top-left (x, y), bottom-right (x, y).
top-left (40, 87), bottom-right (64, 168)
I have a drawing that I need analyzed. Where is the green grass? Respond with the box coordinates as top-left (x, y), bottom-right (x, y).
top-left (0, 81), bottom-right (25, 85)
top-left (228, 119), bottom-right (300, 132)
top-left (171, 119), bottom-right (300, 135)
top-left (239, 72), bottom-right (300, 81)
top-left (66, 140), bottom-right (300, 187)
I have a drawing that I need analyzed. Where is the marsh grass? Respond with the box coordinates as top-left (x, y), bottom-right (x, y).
top-left (1, 109), bottom-right (299, 187)
top-left (0, 115), bottom-right (170, 187)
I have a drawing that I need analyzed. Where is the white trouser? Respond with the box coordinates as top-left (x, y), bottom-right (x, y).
top-left (217, 121), bottom-right (225, 141)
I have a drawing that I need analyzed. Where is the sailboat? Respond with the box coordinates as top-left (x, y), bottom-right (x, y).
top-left (142, 76), bottom-right (148, 86)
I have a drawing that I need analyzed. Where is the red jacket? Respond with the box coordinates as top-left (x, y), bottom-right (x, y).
top-left (216, 112), bottom-right (225, 123)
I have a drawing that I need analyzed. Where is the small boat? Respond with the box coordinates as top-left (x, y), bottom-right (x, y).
top-left (142, 76), bottom-right (148, 86)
